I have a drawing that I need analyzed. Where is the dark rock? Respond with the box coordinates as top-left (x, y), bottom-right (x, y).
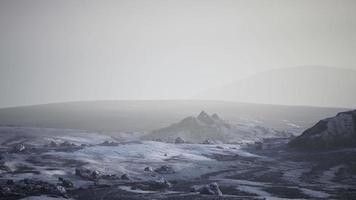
top-left (175, 137), bottom-right (185, 144)
top-left (58, 177), bottom-right (74, 188)
top-left (149, 178), bottom-right (172, 190)
top-left (75, 167), bottom-right (98, 180)
top-left (60, 141), bottom-right (76, 147)
top-left (199, 182), bottom-right (222, 196)
top-left (144, 167), bottom-right (153, 172)
top-left (101, 174), bottom-right (119, 180)
top-left (1, 179), bottom-right (68, 197)
top-left (6, 180), bottom-right (14, 185)
top-left (121, 174), bottom-right (130, 180)
top-left (154, 165), bottom-right (175, 174)
top-left (12, 143), bottom-right (26, 153)
top-left (190, 185), bottom-right (201, 192)
top-left (49, 141), bottom-right (57, 147)
top-left (289, 110), bottom-right (356, 149)
top-left (100, 141), bottom-right (119, 146)
top-left (91, 170), bottom-right (100, 180)
top-left (254, 142), bottom-right (263, 150)
top-left (55, 185), bottom-right (67, 195)
top-left (202, 139), bottom-right (215, 145)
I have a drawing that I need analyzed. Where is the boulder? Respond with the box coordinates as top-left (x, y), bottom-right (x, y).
top-left (144, 167), bottom-right (153, 172)
top-left (1, 179), bottom-right (68, 197)
top-left (175, 137), bottom-right (185, 144)
top-left (12, 143), bottom-right (26, 153)
top-left (49, 141), bottom-right (58, 147)
top-left (58, 177), bottom-right (74, 188)
top-left (149, 178), bottom-right (172, 190)
top-left (154, 165), bottom-right (175, 174)
top-left (60, 141), bottom-right (76, 147)
top-left (100, 141), bottom-right (119, 146)
top-left (202, 140), bottom-right (215, 145)
top-left (75, 167), bottom-right (98, 180)
top-left (199, 182), bottom-right (222, 196)
top-left (121, 174), bottom-right (130, 180)
top-left (91, 170), bottom-right (100, 180)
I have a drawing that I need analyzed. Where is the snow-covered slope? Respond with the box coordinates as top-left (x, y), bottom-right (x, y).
top-left (143, 111), bottom-right (293, 143)
top-left (289, 110), bottom-right (356, 149)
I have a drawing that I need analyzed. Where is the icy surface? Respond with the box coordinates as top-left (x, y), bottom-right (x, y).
top-left (46, 141), bottom-right (257, 179)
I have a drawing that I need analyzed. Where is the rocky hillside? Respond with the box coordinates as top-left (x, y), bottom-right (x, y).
top-left (289, 110), bottom-right (356, 149)
top-left (143, 111), bottom-right (293, 143)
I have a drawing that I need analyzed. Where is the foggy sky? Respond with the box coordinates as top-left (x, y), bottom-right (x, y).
top-left (0, 0), bottom-right (356, 108)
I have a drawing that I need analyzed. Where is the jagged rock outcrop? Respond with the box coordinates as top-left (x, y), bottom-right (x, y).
top-left (12, 143), bottom-right (26, 153)
top-left (191, 182), bottom-right (223, 196)
top-left (149, 178), bottom-right (172, 190)
top-left (143, 111), bottom-right (232, 143)
top-left (289, 110), bottom-right (356, 149)
top-left (0, 179), bottom-right (68, 198)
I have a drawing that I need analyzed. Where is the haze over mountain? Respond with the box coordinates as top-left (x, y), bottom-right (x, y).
top-left (197, 66), bottom-right (356, 108)
top-left (0, 100), bottom-right (346, 133)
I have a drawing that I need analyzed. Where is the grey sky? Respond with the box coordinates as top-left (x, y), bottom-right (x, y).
top-left (0, 0), bottom-right (355, 108)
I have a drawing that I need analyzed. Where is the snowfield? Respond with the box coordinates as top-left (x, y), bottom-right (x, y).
top-left (0, 126), bottom-right (355, 199)
top-left (45, 141), bottom-right (259, 180)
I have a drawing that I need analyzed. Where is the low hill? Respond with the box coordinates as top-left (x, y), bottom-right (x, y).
top-left (143, 111), bottom-right (293, 143)
top-left (0, 100), bottom-right (347, 133)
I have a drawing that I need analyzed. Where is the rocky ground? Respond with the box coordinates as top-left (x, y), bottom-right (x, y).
top-left (0, 127), bottom-right (355, 200)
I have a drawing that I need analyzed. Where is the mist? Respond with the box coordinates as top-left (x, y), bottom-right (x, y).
top-left (1, 0), bottom-right (356, 108)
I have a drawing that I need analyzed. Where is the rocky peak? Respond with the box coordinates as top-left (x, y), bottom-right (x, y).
top-left (211, 113), bottom-right (221, 120)
top-left (197, 111), bottom-right (215, 124)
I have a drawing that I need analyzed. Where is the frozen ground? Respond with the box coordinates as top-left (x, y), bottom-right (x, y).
top-left (0, 126), bottom-right (356, 199)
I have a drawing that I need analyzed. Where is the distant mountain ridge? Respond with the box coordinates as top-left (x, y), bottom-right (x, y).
top-left (0, 100), bottom-right (346, 132)
top-left (198, 66), bottom-right (356, 108)
top-left (289, 109), bottom-right (356, 149)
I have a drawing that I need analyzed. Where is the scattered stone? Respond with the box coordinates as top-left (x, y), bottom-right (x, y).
top-left (91, 170), bottom-right (100, 180)
top-left (75, 167), bottom-right (96, 180)
top-left (154, 165), bottom-right (175, 174)
top-left (190, 185), bottom-right (202, 192)
top-left (49, 141), bottom-right (57, 147)
top-left (121, 173), bottom-right (130, 180)
top-left (60, 141), bottom-right (76, 147)
top-left (101, 174), bottom-right (119, 180)
top-left (58, 177), bottom-right (74, 188)
top-left (144, 167), bottom-right (153, 172)
top-left (202, 140), bottom-right (215, 145)
top-left (149, 178), bottom-right (172, 190)
top-left (12, 143), bottom-right (26, 153)
top-left (175, 137), bottom-right (185, 144)
top-left (254, 141), bottom-right (263, 150)
top-left (55, 185), bottom-right (67, 195)
top-left (6, 180), bottom-right (14, 185)
top-left (100, 141), bottom-right (119, 146)
top-left (0, 179), bottom-right (68, 197)
top-left (199, 182), bottom-right (222, 196)
top-left (0, 186), bottom-right (11, 195)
